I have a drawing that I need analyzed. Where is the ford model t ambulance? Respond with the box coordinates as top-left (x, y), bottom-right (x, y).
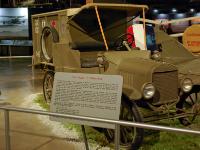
top-left (32, 3), bottom-right (193, 149)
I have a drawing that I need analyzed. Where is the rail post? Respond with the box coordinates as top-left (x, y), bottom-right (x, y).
top-left (4, 109), bottom-right (11, 150)
top-left (81, 125), bottom-right (89, 150)
top-left (115, 124), bottom-right (120, 150)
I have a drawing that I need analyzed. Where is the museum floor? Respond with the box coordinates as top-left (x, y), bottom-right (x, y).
top-left (0, 58), bottom-right (79, 150)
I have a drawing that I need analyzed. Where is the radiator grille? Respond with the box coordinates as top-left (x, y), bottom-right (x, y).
top-left (152, 71), bottom-right (178, 105)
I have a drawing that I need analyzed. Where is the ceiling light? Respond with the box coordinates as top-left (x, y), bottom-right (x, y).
top-left (172, 8), bottom-right (177, 13)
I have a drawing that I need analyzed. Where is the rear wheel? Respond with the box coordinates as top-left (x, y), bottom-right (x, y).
top-left (43, 71), bottom-right (54, 104)
top-left (104, 97), bottom-right (144, 150)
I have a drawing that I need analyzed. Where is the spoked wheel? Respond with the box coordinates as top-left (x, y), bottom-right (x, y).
top-left (177, 87), bottom-right (200, 126)
top-left (43, 71), bottom-right (54, 104)
top-left (104, 97), bottom-right (144, 150)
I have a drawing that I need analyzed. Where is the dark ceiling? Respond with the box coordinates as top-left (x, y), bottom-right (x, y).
top-left (0, 0), bottom-right (199, 8)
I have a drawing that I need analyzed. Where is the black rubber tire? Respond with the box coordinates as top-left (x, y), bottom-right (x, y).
top-left (40, 26), bottom-right (59, 62)
top-left (177, 86), bottom-right (200, 126)
top-left (104, 97), bottom-right (144, 150)
top-left (43, 71), bottom-right (55, 104)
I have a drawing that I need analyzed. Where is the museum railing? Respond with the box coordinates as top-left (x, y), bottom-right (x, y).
top-left (1, 106), bottom-right (200, 150)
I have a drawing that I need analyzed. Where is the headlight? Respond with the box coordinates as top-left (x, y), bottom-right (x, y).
top-left (181, 78), bottom-right (193, 93)
top-left (142, 83), bottom-right (156, 99)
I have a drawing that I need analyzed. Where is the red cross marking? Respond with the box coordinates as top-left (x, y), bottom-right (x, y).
top-left (51, 20), bottom-right (56, 28)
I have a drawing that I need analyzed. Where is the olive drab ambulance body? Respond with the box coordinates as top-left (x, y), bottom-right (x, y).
top-left (32, 3), bottom-right (193, 149)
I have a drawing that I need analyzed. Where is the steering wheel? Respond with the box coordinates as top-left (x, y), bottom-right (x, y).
top-left (114, 33), bottom-right (135, 51)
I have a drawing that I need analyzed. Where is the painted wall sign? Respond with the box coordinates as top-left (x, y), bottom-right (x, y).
top-left (50, 72), bottom-right (123, 129)
top-left (183, 25), bottom-right (200, 53)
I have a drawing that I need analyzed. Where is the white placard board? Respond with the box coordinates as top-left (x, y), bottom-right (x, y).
top-left (50, 72), bottom-right (123, 129)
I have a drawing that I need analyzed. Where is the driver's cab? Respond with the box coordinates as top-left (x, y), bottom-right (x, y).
top-left (127, 24), bottom-right (157, 51)
top-left (65, 3), bottom-right (151, 72)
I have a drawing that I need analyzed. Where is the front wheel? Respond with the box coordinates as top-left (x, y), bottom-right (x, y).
top-left (43, 71), bottom-right (54, 104)
top-left (104, 98), bottom-right (144, 150)
top-left (177, 86), bottom-right (200, 126)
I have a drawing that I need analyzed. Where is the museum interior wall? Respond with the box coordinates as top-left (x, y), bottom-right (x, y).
top-left (0, 0), bottom-right (199, 57)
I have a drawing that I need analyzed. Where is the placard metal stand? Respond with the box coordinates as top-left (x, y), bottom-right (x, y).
top-left (81, 125), bottom-right (89, 150)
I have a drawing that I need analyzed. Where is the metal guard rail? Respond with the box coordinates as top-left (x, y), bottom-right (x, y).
top-left (1, 106), bottom-right (200, 150)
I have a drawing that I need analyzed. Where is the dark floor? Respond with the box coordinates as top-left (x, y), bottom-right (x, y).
top-left (0, 57), bottom-right (43, 105)
top-left (0, 58), bottom-right (78, 150)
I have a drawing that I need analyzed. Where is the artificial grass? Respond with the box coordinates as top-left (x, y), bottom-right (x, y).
top-left (34, 94), bottom-right (200, 150)
top-left (34, 94), bottom-right (110, 149)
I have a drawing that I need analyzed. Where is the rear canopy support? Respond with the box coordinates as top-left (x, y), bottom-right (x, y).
top-left (142, 8), bottom-right (147, 50)
top-left (95, 6), bottom-right (109, 51)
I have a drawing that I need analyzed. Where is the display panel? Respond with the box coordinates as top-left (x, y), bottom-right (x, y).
top-left (0, 8), bottom-right (28, 39)
top-left (0, 40), bottom-right (32, 46)
top-left (0, 40), bottom-right (14, 45)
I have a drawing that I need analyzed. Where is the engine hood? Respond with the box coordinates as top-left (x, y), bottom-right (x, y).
top-left (176, 58), bottom-right (200, 75)
top-left (118, 58), bottom-right (177, 74)
top-left (118, 58), bottom-right (177, 85)
top-left (117, 58), bottom-right (177, 100)
top-left (175, 58), bottom-right (200, 85)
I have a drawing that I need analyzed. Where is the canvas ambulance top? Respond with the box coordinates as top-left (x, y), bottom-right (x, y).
top-left (32, 3), bottom-right (149, 51)
top-left (32, 3), bottom-right (148, 18)
top-left (68, 3), bottom-right (148, 19)
top-left (67, 3), bottom-right (148, 51)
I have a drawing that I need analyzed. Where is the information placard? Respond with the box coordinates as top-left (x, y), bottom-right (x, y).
top-left (50, 72), bottom-right (123, 129)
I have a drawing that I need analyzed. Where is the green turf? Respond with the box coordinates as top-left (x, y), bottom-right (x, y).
top-left (34, 94), bottom-right (111, 148)
top-left (34, 94), bottom-right (200, 150)
top-left (34, 94), bottom-right (50, 110)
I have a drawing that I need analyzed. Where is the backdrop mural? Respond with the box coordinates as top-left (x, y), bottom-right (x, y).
top-left (0, 8), bottom-right (28, 39)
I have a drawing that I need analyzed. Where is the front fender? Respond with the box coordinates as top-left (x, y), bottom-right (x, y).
top-left (123, 87), bottom-right (142, 101)
top-left (177, 58), bottom-right (200, 85)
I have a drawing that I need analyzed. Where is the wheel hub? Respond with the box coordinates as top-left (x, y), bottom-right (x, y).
top-left (192, 103), bottom-right (200, 115)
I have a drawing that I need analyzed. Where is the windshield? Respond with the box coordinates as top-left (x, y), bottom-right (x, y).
top-left (68, 3), bottom-right (148, 51)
